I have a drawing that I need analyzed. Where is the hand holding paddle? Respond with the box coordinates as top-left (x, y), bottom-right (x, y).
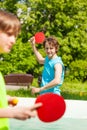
top-left (35, 93), bottom-right (66, 123)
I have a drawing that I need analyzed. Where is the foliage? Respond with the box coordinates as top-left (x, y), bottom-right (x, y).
top-left (68, 60), bottom-right (87, 82)
top-left (0, 38), bottom-right (43, 75)
top-left (0, 0), bottom-right (87, 81)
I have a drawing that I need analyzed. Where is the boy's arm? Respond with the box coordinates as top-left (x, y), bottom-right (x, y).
top-left (29, 37), bottom-right (45, 64)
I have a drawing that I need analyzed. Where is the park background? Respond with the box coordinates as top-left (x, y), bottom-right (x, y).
top-left (0, 0), bottom-right (87, 100)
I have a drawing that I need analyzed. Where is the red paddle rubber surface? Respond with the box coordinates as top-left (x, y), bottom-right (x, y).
top-left (35, 93), bottom-right (66, 123)
top-left (35, 32), bottom-right (45, 43)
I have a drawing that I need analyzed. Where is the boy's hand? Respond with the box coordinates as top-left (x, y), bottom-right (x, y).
top-left (31, 87), bottom-right (41, 94)
top-left (28, 37), bottom-right (35, 45)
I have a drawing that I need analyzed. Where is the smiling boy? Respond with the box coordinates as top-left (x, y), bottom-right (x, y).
top-left (30, 36), bottom-right (64, 95)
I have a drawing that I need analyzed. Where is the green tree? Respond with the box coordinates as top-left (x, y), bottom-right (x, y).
top-left (0, 0), bottom-right (87, 81)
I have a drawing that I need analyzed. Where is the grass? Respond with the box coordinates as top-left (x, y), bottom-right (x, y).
top-left (7, 80), bottom-right (87, 100)
top-left (61, 81), bottom-right (87, 100)
top-left (7, 88), bottom-right (36, 98)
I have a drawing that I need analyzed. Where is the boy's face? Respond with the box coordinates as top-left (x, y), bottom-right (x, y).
top-left (0, 30), bottom-right (16, 53)
top-left (44, 42), bottom-right (57, 59)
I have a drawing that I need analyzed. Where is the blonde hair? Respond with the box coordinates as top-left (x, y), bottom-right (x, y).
top-left (0, 10), bottom-right (21, 36)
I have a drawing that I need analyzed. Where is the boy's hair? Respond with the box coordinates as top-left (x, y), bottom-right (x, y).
top-left (43, 36), bottom-right (59, 53)
top-left (0, 10), bottom-right (21, 36)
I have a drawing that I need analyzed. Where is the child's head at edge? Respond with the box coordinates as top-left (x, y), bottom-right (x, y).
top-left (0, 10), bottom-right (21, 53)
top-left (0, 10), bottom-right (21, 37)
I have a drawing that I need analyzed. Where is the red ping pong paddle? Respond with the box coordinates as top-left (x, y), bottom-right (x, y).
top-left (35, 32), bottom-right (45, 44)
top-left (35, 93), bottom-right (66, 123)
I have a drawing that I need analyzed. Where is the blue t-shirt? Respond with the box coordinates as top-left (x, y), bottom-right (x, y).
top-left (40, 56), bottom-right (64, 95)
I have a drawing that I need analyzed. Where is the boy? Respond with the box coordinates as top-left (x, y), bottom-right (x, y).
top-left (29, 36), bottom-right (64, 95)
top-left (0, 10), bottom-right (42, 130)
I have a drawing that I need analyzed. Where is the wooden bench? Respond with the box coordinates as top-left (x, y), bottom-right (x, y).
top-left (4, 73), bottom-right (34, 89)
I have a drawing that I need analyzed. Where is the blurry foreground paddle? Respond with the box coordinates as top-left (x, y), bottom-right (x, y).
top-left (35, 93), bottom-right (66, 123)
top-left (35, 32), bottom-right (45, 44)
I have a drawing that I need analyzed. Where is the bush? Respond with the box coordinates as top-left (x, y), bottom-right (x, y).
top-left (65, 60), bottom-right (87, 82)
